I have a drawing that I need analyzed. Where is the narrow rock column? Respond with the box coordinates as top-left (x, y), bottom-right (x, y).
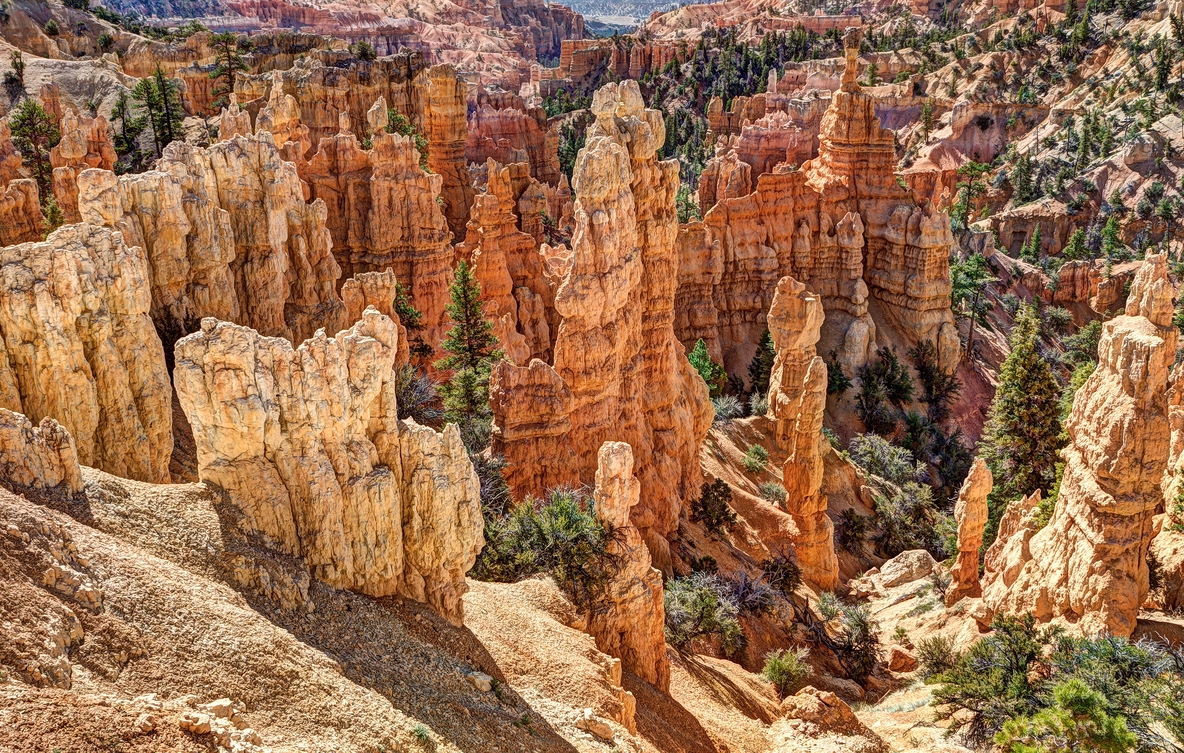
top-left (946, 458), bottom-right (991, 605)
top-left (766, 276), bottom-right (838, 590)
top-left (588, 441), bottom-right (671, 692)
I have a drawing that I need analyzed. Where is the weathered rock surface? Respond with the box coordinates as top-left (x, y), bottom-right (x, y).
top-left (466, 88), bottom-right (561, 186)
top-left (77, 131), bottom-right (346, 345)
top-left (491, 81), bottom-right (713, 571)
top-left (0, 122), bottom-right (45, 246)
top-left (174, 310), bottom-right (483, 624)
top-left (946, 458), bottom-right (991, 606)
top-left (675, 33), bottom-right (958, 380)
top-left (0, 409), bottom-right (83, 494)
top-left (298, 115), bottom-right (452, 350)
top-left (772, 686), bottom-right (888, 753)
top-left (0, 223), bottom-right (172, 482)
top-left (340, 269), bottom-right (410, 367)
top-left (983, 254), bottom-right (1175, 636)
top-left (49, 108), bottom-right (117, 224)
top-left (586, 442), bottom-right (670, 692)
top-left (765, 276), bottom-right (836, 589)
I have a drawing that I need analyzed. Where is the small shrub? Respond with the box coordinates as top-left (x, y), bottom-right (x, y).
top-left (353, 40), bottom-right (377, 61)
top-left (763, 648), bottom-right (813, 699)
top-left (836, 508), bottom-right (871, 552)
top-left (748, 391), bottom-right (769, 415)
top-left (691, 479), bottom-right (738, 535)
top-left (743, 444), bottom-right (769, 473)
top-left (827, 357), bottom-right (853, 395)
top-left (712, 394), bottom-right (743, 425)
top-left (916, 634), bottom-right (960, 680)
top-left (393, 365), bottom-right (441, 425)
top-left (413, 724), bottom-right (430, 742)
top-left (726, 570), bottom-right (775, 614)
top-left (758, 482), bottom-right (786, 505)
top-left (44, 19), bottom-right (59, 36)
top-left (764, 547), bottom-right (801, 598)
top-left (893, 626), bottom-right (908, 643)
top-left (848, 434), bottom-right (923, 485)
top-left (473, 489), bottom-right (621, 608)
top-left (664, 572), bottom-right (743, 655)
top-left (97, 32), bottom-right (113, 51)
top-left (822, 427), bottom-right (840, 449)
top-left (690, 555), bottom-right (718, 573)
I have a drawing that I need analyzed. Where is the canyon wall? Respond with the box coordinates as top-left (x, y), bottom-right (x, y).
top-left (174, 310), bottom-right (483, 624)
top-left (490, 81), bottom-right (713, 572)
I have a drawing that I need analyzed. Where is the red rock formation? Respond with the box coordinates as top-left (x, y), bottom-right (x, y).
top-left (982, 254), bottom-right (1175, 636)
top-left (946, 458), bottom-right (991, 605)
top-left (766, 276), bottom-right (837, 589)
top-left (298, 117), bottom-right (453, 353)
top-left (490, 81), bottom-right (713, 572)
top-left (676, 29), bottom-right (959, 382)
top-left (466, 88), bottom-right (561, 186)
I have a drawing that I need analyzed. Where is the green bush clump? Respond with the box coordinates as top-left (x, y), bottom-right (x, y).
top-left (664, 572), bottom-right (743, 656)
top-left (916, 634), bottom-right (960, 680)
top-left (758, 482), bottom-right (786, 505)
top-left (473, 489), bottom-right (621, 608)
top-left (763, 648), bottom-right (813, 699)
top-left (743, 444), bottom-right (769, 473)
top-left (691, 479), bottom-right (738, 536)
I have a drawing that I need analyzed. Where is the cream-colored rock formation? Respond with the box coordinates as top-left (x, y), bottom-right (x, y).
top-left (49, 108), bottom-right (116, 223)
top-left (675, 28), bottom-right (958, 380)
top-left (983, 254), bottom-right (1175, 636)
top-left (0, 223), bottom-right (172, 482)
top-left (490, 81), bottom-right (713, 571)
top-left (586, 442), bottom-right (670, 692)
top-left (174, 310), bottom-right (483, 624)
top-left (340, 268), bottom-right (411, 368)
top-left (77, 130), bottom-right (346, 344)
top-left (0, 409), bottom-right (84, 494)
top-left (765, 276), bottom-right (837, 589)
top-left (946, 458), bottom-right (991, 606)
top-left (0, 122), bottom-right (45, 246)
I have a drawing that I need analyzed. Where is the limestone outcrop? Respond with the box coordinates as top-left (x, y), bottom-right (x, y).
top-left (0, 409), bottom-right (84, 494)
top-left (675, 30), bottom-right (958, 380)
top-left (765, 276), bottom-right (837, 589)
top-left (0, 223), bottom-right (172, 482)
top-left (490, 81), bottom-right (713, 571)
top-left (982, 254), bottom-right (1175, 636)
top-left (946, 458), bottom-right (991, 606)
top-left (586, 442), bottom-right (670, 692)
top-left (298, 116), bottom-right (452, 350)
top-left (174, 310), bottom-right (483, 624)
top-left (77, 131), bottom-right (347, 345)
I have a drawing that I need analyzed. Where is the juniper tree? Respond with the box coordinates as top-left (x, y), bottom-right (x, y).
top-left (980, 306), bottom-right (1063, 544)
top-left (436, 261), bottom-right (502, 452)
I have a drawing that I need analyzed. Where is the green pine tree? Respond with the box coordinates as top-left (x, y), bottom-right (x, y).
top-left (995, 679), bottom-right (1137, 753)
top-left (209, 33), bottom-right (250, 112)
top-left (132, 66), bottom-right (185, 156)
top-left (394, 281), bottom-right (432, 359)
top-left (436, 261), bottom-right (502, 452)
top-left (1101, 215), bottom-right (1124, 258)
top-left (1062, 228), bottom-right (1088, 260)
top-left (748, 330), bottom-right (775, 396)
top-left (980, 306), bottom-right (1064, 545)
top-left (689, 339), bottom-right (727, 397)
top-left (8, 98), bottom-right (60, 206)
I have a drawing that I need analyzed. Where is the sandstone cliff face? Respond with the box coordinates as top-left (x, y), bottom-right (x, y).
top-left (49, 109), bottom-right (117, 224)
top-left (491, 81), bottom-right (713, 571)
top-left (586, 442), bottom-right (670, 692)
top-left (0, 223), bottom-right (172, 482)
top-left (77, 131), bottom-right (346, 345)
top-left (946, 458), bottom-right (991, 606)
top-left (765, 276), bottom-right (837, 590)
top-left (982, 254), bottom-right (1175, 636)
top-left (298, 118), bottom-right (452, 351)
top-left (0, 409), bottom-right (84, 495)
top-left (457, 159), bottom-right (553, 363)
top-left (174, 310), bottom-right (483, 624)
top-left (466, 88), bottom-right (561, 186)
top-left (675, 40), bottom-right (958, 380)
top-left (235, 53), bottom-right (474, 237)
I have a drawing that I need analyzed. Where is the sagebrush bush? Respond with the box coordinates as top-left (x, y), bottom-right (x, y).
top-left (712, 394), bottom-right (744, 425)
top-left (758, 482), bottom-right (786, 505)
top-left (664, 572), bottom-right (743, 656)
top-left (763, 648), bottom-right (813, 699)
top-left (916, 634), bottom-right (960, 680)
top-left (748, 391), bottom-right (769, 415)
top-left (691, 479), bottom-right (738, 535)
top-left (473, 489), bottom-right (622, 608)
top-left (743, 444), bottom-right (769, 473)
top-left (726, 570), bottom-right (775, 615)
top-left (849, 434), bottom-right (924, 485)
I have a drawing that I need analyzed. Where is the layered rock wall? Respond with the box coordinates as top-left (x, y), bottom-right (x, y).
top-left (490, 81), bottom-right (713, 571)
top-left (0, 224), bottom-right (172, 482)
top-left (466, 89), bottom-right (561, 186)
top-left (49, 109), bottom-right (117, 224)
top-left (174, 310), bottom-right (483, 624)
top-left (982, 254), bottom-right (1175, 636)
